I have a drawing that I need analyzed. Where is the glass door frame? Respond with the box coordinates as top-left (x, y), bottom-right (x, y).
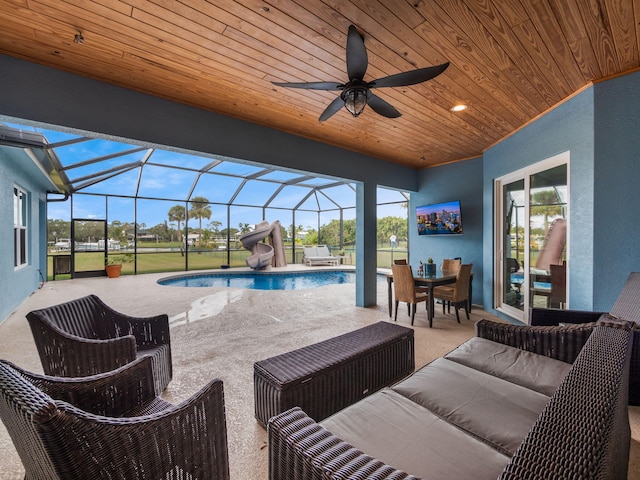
top-left (495, 175), bottom-right (527, 321)
top-left (494, 151), bottom-right (570, 323)
top-left (71, 218), bottom-right (108, 278)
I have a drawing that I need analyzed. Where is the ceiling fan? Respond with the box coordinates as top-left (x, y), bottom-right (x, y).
top-left (273, 25), bottom-right (450, 122)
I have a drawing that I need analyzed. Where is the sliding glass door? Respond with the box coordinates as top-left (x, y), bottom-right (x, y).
top-left (495, 153), bottom-right (568, 323)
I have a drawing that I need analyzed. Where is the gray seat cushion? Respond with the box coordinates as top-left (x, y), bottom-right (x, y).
top-left (444, 337), bottom-right (572, 396)
top-left (392, 358), bottom-right (550, 455)
top-left (320, 389), bottom-right (510, 480)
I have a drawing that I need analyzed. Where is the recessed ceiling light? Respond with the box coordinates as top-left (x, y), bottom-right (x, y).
top-left (450, 104), bottom-right (467, 112)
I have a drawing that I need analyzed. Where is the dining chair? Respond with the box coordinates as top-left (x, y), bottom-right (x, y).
top-left (440, 258), bottom-right (461, 275)
top-left (392, 259), bottom-right (413, 314)
top-left (391, 264), bottom-right (429, 325)
top-left (433, 263), bottom-right (473, 323)
top-left (549, 263), bottom-right (567, 308)
top-left (506, 257), bottom-right (520, 273)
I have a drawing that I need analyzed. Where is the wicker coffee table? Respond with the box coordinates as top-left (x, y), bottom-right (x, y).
top-left (254, 321), bottom-right (415, 427)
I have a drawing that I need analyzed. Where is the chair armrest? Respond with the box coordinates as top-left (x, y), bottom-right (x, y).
top-left (51, 378), bottom-right (230, 479)
top-left (27, 311), bottom-right (137, 376)
top-left (116, 312), bottom-right (173, 394)
top-left (11, 356), bottom-right (157, 417)
top-left (529, 307), bottom-right (605, 326)
top-left (500, 326), bottom-right (632, 480)
top-left (527, 310), bottom-right (640, 406)
top-left (475, 319), bottom-right (596, 363)
top-left (268, 407), bottom-right (420, 480)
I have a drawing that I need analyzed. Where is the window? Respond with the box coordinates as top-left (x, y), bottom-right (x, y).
top-left (14, 186), bottom-right (28, 268)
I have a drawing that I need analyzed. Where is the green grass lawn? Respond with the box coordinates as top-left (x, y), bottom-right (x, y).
top-left (48, 250), bottom-right (250, 280)
top-left (47, 247), bottom-right (408, 280)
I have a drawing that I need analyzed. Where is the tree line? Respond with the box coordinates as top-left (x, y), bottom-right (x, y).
top-left (48, 196), bottom-right (408, 249)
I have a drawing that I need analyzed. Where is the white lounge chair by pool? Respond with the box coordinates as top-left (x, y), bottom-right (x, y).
top-left (302, 245), bottom-right (339, 266)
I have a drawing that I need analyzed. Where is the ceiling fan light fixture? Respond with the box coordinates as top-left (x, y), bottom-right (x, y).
top-left (273, 25), bottom-right (449, 122)
top-left (342, 87), bottom-right (368, 117)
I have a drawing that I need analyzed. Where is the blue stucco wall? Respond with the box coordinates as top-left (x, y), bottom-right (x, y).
top-left (411, 156), bottom-right (484, 306)
top-left (0, 147), bottom-right (51, 322)
top-left (419, 72), bottom-right (640, 317)
top-left (592, 70), bottom-right (640, 308)
top-left (483, 87), bottom-right (596, 315)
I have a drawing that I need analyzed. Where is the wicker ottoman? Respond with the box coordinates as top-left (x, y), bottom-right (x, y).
top-left (254, 321), bottom-right (415, 427)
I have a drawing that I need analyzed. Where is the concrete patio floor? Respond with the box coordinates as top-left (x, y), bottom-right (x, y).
top-left (0, 266), bottom-right (638, 479)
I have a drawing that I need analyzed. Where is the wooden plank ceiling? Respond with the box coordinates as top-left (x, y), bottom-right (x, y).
top-left (1, 0), bottom-right (639, 169)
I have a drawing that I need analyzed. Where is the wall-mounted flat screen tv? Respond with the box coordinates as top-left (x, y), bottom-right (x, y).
top-left (416, 200), bottom-right (463, 235)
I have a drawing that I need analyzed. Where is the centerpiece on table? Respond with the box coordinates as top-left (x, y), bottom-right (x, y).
top-left (425, 257), bottom-right (436, 276)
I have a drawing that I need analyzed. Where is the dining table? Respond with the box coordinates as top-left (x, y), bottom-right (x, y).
top-left (386, 270), bottom-right (473, 328)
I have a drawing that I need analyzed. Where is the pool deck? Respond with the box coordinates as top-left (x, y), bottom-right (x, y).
top-left (1, 265), bottom-right (638, 479)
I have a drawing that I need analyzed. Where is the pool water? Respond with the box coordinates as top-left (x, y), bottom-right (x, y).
top-left (158, 270), bottom-right (356, 290)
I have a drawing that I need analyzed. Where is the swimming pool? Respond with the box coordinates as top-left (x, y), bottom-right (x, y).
top-left (158, 270), bottom-right (356, 290)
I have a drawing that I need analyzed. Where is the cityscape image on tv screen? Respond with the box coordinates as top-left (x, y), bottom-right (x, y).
top-left (416, 200), bottom-right (463, 235)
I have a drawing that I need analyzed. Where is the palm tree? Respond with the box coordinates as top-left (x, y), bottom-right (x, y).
top-left (168, 205), bottom-right (186, 254)
top-left (238, 222), bottom-right (252, 234)
top-left (531, 190), bottom-right (564, 235)
top-left (189, 197), bottom-right (212, 247)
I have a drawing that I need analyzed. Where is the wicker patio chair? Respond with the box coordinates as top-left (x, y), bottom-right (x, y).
top-left (0, 355), bottom-right (230, 480)
top-left (391, 263), bottom-right (429, 325)
top-left (27, 294), bottom-right (172, 394)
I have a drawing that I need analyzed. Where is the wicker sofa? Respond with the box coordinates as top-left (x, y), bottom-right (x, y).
top-left (268, 320), bottom-right (633, 480)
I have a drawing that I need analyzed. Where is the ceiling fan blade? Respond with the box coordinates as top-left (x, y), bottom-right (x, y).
top-left (346, 25), bottom-right (368, 81)
top-left (368, 93), bottom-right (401, 118)
top-left (272, 81), bottom-right (343, 90)
top-left (319, 96), bottom-right (345, 122)
top-left (370, 62), bottom-right (450, 88)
